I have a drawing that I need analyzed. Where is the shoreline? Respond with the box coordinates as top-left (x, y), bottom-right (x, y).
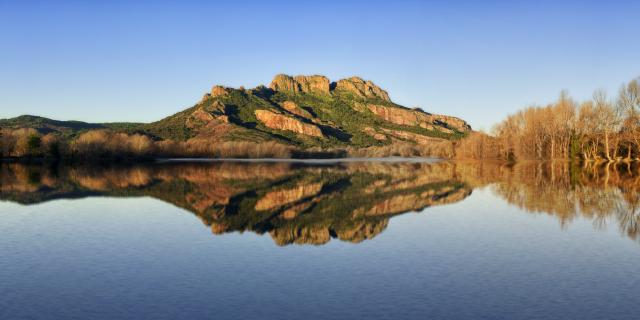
top-left (1, 156), bottom-right (444, 164)
top-left (156, 156), bottom-right (443, 164)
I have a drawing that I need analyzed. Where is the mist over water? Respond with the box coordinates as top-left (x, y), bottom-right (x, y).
top-left (2, 160), bottom-right (640, 319)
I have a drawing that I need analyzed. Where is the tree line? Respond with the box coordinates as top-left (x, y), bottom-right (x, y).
top-left (455, 77), bottom-right (640, 162)
top-left (0, 128), bottom-right (293, 160)
top-left (0, 126), bottom-right (455, 161)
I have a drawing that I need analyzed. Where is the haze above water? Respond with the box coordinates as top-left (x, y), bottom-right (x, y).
top-left (1, 160), bottom-right (639, 320)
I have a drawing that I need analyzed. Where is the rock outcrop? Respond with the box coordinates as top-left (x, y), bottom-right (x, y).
top-left (263, 74), bottom-right (470, 132)
top-left (366, 104), bottom-right (471, 132)
top-left (382, 128), bottom-right (446, 145)
top-left (269, 74), bottom-right (330, 95)
top-left (200, 86), bottom-right (229, 102)
top-left (334, 77), bottom-right (391, 101)
top-left (255, 109), bottom-right (324, 137)
top-left (203, 100), bottom-right (226, 115)
top-left (367, 104), bottom-right (419, 126)
top-left (186, 109), bottom-right (215, 128)
top-left (211, 85), bottom-right (229, 97)
top-left (363, 127), bottom-right (386, 141)
top-left (430, 114), bottom-right (471, 132)
top-left (281, 101), bottom-right (313, 119)
top-left (186, 101), bottom-right (229, 128)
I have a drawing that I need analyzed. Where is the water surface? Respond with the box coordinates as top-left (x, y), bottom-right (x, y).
top-left (1, 160), bottom-right (639, 319)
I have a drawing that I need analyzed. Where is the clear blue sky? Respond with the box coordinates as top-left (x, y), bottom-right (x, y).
top-left (1, 0), bottom-right (638, 130)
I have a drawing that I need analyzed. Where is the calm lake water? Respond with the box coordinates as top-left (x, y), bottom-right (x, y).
top-left (1, 160), bottom-right (639, 320)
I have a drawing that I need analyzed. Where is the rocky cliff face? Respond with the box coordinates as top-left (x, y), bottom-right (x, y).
top-left (269, 74), bottom-right (331, 95)
top-left (366, 104), bottom-right (471, 132)
top-left (254, 109), bottom-right (324, 137)
top-left (431, 114), bottom-right (471, 132)
top-left (269, 74), bottom-right (390, 101)
top-left (334, 76), bottom-right (391, 101)
top-left (186, 101), bottom-right (228, 128)
top-left (280, 101), bottom-right (313, 119)
top-left (211, 85), bottom-right (229, 97)
top-left (267, 74), bottom-right (470, 133)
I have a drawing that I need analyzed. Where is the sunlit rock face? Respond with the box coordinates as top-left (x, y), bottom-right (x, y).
top-left (3, 160), bottom-right (640, 245)
top-left (334, 76), bottom-right (390, 101)
top-left (269, 74), bottom-right (331, 95)
top-left (210, 85), bottom-right (229, 97)
top-left (187, 101), bottom-right (229, 128)
top-left (254, 109), bottom-right (324, 137)
top-left (263, 74), bottom-right (391, 101)
top-left (280, 101), bottom-right (313, 119)
top-left (366, 104), bottom-right (471, 133)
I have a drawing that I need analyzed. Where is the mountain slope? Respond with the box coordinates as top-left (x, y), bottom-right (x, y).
top-left (1, 74), bottom-right (471, 158)
top-left (144, 74), bottom-right (471, 149)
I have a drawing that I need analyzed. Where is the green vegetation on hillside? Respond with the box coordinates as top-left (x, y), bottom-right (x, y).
top-left (1, 74), bottom-right (471, 159)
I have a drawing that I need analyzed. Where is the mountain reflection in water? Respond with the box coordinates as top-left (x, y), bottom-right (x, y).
top-left (2, 160), bottom-right (639, 245)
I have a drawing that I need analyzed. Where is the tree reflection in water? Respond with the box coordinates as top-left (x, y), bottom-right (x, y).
top-left (2, 160), bottom-right (640, 245)
top-left (487, 161), bottom-right (640, 241)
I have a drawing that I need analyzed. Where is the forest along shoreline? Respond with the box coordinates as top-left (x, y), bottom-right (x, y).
top-left (457, 77), bottom-right (640, 163)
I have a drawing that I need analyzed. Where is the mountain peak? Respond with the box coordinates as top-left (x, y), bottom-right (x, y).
top-left (269, 74), bottom-right (331, 95)
top-left (333, 76), bottom-right (390, 102)
top-left (267, 74), bottom-right (390, 101)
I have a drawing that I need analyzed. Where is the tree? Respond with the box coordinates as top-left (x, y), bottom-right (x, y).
top-left (617, 78), bottom-right (640, 160)
top-left (0, 129), bottom-right (17, 158)
top-left (593, 90), bottom-right (620, 161)
top-left (456, 77), bottom-right (639, 162)
top-left (12, 128), bottom-right (41, 157)
top-left (27, 135), bottom-right (42, 156)
top-left (618, 78), bottom-right (640, 115)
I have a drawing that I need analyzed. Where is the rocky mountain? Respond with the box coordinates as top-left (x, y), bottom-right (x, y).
top-left (143, 74), bottom-right (471, 149)
top-left (1, 74), bottom-right (471, 157)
